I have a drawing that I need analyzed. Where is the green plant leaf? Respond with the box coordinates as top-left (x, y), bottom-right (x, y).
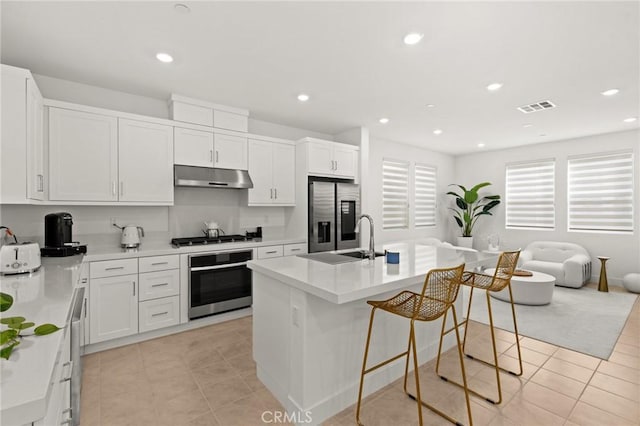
top-left (0, 292), bottom-right (13, 312)
top-left (455, 198), bottom-right (467, 210)
top-left (446, 191), bottom-right (462, 198)
top-left (484, 195), bottom-right (501, 200)
top-left (454, 216), bottom-right (463, 228)
top-left (449, 184), bottom-right (468, 193)
top-left (34, 324), bottom-right (61, 336)
top-left (0, 316), bottom-right (25, 326)
top-left (0, 329), bottom-right (18, 345)
top-left (0, 341), bottom-right (20, 360)
top-left (463, 189), bottom-right (478, 204)
top-left (470, 182), bottom-right (492, 193)
top-left (483, 200), bottom-right (501, 212)
top-left (9, 322), bottom-right (35, 330)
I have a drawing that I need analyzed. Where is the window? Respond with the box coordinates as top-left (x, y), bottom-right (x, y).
top-left (414, 163), bottom-right (437, 228)
top-left (568, 152), bottom-right (634, 233)
top-left (382, 159), bottom-right (409, 229)
top-left (505, 160), bottom-right (555, 229)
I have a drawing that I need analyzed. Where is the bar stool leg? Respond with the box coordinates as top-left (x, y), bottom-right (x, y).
top-left (409, 321), bottom-right (424, 425)
top-left (461, 286), bottom-right (476, 352)
top-left (505, 283), bottom-right (523, 376)
top-left (452, 306), bottom-right (474, 426)
top-left (356, 308), bottom-right (377, 426)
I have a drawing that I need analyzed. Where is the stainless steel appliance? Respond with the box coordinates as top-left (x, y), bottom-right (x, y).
top-left (308, 179), bottom-right (360, 253)
top-left (41, 213), bottom-right (87, 257)
top-left (174, 165), bottom-right (253, 189)
top-left (0, 242), bottom-right (41, 275)
top-left (188, 249), bottom-right (253, 319)
top-left (171, 234), bottom-right (254, 247)
top-left (69, 286), bottom-right (86, 426)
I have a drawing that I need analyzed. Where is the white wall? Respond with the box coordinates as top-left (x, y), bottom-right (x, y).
top-left (368, 136), bottom-right (456, 244)
top-left (454, 129), bottom-right (640, 284)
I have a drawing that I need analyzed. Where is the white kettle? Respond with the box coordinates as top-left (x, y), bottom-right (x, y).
top-left (120, 225), bottom-right (144, 248)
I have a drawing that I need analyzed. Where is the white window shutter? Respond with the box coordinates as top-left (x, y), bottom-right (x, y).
top-left (505, 160), bottom-right (555, 229)
top-left (415, 164), bottom-right (437, 228)
top-left (382, 159), bottom-right (409, 229)
top-left (568, 152), bottom-right (634, 233)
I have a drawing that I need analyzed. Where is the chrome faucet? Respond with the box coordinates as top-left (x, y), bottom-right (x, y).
top-left (355, 214), bottom-right (375, 260)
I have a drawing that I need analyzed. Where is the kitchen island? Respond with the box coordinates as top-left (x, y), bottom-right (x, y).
top-left (247, 241), bottom-right (496, 425)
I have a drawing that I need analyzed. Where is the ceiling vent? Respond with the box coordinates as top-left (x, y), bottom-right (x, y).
top-left (517, 100), bottom-right (557, 114)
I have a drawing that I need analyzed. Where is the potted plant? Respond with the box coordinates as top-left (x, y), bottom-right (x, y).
top-left (447, 182), bottom-right (501, 248)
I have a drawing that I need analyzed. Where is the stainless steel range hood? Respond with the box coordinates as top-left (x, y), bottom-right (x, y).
top-left (174, 165), bottom-right (253, 189)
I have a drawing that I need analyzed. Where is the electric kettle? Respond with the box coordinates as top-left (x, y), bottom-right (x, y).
top-left (114, 224), bottom-right (144, 248)
top-left (202, 221), bottom-right (221, 239)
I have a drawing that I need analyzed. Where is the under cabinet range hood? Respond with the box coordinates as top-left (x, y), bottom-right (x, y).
top-left (174, 165), bottom-right (254, 189)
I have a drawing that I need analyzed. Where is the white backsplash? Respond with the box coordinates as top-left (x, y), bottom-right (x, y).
top-left (0, 187), bottom-right (290, 245)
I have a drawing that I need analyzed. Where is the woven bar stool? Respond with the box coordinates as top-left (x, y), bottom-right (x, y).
top-left (436, 251), bottom-right (522, 405)
top-left (355, 264), bottom-right (473, 426)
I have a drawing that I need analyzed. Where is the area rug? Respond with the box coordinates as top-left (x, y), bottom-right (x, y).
top-left (463, 286), bottom-right (637, 360)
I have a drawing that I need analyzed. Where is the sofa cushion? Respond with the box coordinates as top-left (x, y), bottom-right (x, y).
top-left (521, 260), bottom-right (564, 283)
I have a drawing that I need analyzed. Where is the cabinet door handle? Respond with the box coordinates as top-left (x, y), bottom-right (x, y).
top-left (290, 248), bottom-right (301, 252)
top-left (112, 181), bottom-right (116, 196)
top-left (274, 188), bottom-right (277, 199)
top-left (38, 174), bottom-right (44, 192)
top-left (334, 160), bottom-right (338, 170)
top-left (209, 150), bottom-right (213, 163)
top-left (133, 281), bottom-right (136, 296)
top-left (60, 408), bottom-right (73, 425)
top-left (151, 282), bottom-right (169, 287)
top-left (151, 262), bottom-right (168, 266)
top-left (265, 250), bottom-right (277, 254)
top-left (105, 266), bottom-right (124, 271)
top-left (215, 150), bottom-right (219, 163)
top-left (152, 311), bottom-right (169, 317)
top-left (83, 298), bottom-right (87, 318)
top-left (270, 188), bottom-right (273, 199)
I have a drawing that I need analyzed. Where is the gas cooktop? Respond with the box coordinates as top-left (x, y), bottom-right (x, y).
top-left (171, 235), bottom-right (255, 247)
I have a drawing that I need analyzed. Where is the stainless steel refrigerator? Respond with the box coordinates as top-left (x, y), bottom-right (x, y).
top-left (308, 179), bottom-right (360, 253)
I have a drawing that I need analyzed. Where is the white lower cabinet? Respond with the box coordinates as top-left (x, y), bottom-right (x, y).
top-left (257, 245), bottom-right (284, 259)
top-left (34, 326), bottom-right (71, 426)
top-left (138, 269), bottom-right (180, 301)
top-left (284, 243), bottom-right (307, 256)
top-left (139, 296), bottom-right (180, 333)
top-left (89, 274), bottom-right (138, 344)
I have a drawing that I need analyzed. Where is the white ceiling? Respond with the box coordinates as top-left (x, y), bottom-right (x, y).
top-left (2, 1), bottom-right (638, 154)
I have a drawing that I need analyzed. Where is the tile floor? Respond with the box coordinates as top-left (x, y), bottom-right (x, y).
top-left (80, 287), bottom-right (639, 426)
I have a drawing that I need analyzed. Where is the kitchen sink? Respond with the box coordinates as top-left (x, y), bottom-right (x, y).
top-left (338, 250), bottom-right (386, 259)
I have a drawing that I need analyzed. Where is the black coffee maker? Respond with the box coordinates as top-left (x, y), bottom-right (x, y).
top-left (41, 212), bottom-right (87, 257)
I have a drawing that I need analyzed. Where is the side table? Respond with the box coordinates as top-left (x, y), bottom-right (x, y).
top-left (597, 256), bottom-right (610, 292)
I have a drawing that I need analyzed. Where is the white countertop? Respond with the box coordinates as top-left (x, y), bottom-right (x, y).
top-left (82, 236), bottom-right (306, 262)
top-left (0, 256), bottom-right (83, 425)
top-left (248, 241), bottom-right (499, 304)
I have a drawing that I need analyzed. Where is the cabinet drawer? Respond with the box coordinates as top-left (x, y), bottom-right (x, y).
top-left (284, 243), bottom-right (307, 256)
top-left (139, 296), bottom-right (179, 333)
top-left (138, 269), bottom-right (180, 301)
top-left (139, 255), bottom-right (179, 273)
top-left (90, 258), bottom-right (138, 278)
top-left (257, 245), bottom-right (284, 259)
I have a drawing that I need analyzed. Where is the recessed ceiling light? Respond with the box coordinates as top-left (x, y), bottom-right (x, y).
top-left (601, 88), bottom-right (619, 96)
top-left (477, 143), bottom-right (486, 148)
top-left (403, 33), bottom-right (424, 45)
top-left (523, 123), bottom-right (533, 128)
top-left (486, 83), bottom-right (503, 91)
top-left (297, 93), bottom-right (310, 102)
top-left (174, 3), bottom-right (190, 14)
top-left (379, 118), bottom-right (389, 124)
top-left (433, 129), bottom-right (443, 135)
top-left (156, 52), bottom-right (173, 63)
top-left (426, 104), bottom-right (435, 108)
top-left (623, 117), bottom-right (637, 123)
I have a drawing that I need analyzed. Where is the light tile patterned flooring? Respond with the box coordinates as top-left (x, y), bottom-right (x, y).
top-left (81, 288), bottom-right (639, 426)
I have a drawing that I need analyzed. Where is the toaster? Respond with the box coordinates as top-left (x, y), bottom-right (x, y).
top-left (0, 242), bottom-right (42, 275)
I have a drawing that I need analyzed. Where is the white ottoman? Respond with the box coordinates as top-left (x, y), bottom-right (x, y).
top-left (623, 273), bottom-right (640, 294)
top-left (486, 268), bottom-right (556, 305)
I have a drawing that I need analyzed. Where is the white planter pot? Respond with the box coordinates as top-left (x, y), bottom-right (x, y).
top-left (456, 236), bottom-right (474, 249)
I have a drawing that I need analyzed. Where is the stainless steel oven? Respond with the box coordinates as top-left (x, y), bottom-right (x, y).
top-left (188, 249), bottom-right (252, 319)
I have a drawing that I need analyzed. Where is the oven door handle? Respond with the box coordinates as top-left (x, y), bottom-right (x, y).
top-left (191, 262), bottom-right (249, 272)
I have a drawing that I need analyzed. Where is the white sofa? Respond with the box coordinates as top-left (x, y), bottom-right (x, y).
top-left (519, 241), bottom-right (591, 288)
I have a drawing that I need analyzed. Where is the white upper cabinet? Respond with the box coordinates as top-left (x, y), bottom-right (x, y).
top-left (247, 139), bottom-right (295, 206)
top-left (1, 65), bottom-right (45, 203)
top-left (49, 106), bottom-right (174, 204)
top-left (214, 133), bottom-right (248, 170)
top-left (303, 138), bottom-right (358, 179)
top-left (174, 127), bottom-right (214, 167)
top-left (26, 78), bottom-right (45, 200)
top-left (118, 119), bottom-right (174, 203)
top-left (49, 107), bottom-right (118, 201)
top-left (174, 128), bottom-right (247, 170)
